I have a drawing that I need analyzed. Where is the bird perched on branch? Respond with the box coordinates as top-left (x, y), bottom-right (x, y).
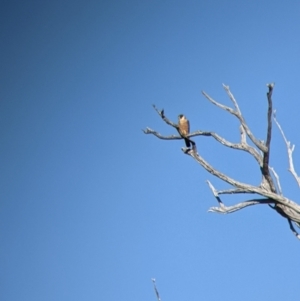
top-left (178, 114), bottom-right (190, 147)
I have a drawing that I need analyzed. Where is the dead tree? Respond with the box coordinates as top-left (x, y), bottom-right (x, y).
top-left (144, 83), bottom-right (300, 240)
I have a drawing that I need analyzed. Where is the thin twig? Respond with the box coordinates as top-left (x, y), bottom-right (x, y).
top-left (288, 219), bottom-right (300, 239)
top-left (206, 180), bottom-right (225, 209)
top-left (269, 166), bottom-right (282, 196)
top-left (151, 278), bottom-right (161, 301)
top-left (202, 89), bottom-right (267, 152)
top-left (273, 110), bottom-right (300, 186)
top-left (152, 105), bottom-right (178, 128)
top-left (222, 84), bottom-right (241, 114)
top-left (208, 198), bottom-right (274, 214)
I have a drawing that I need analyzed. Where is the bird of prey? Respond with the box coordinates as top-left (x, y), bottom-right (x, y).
top-left (178, 114), bottom-right (190, 147)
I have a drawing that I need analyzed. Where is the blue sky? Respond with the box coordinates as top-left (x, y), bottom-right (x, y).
top-left (1, 0), bottom-right (300, 300)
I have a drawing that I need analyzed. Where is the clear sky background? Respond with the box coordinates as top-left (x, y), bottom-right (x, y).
top-left (1, 1), bottom-right (300, 300)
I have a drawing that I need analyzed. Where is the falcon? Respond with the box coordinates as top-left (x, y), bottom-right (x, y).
top-left (178, 114), bottom-right (190, 147)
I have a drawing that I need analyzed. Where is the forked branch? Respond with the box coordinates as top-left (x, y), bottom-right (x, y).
top-left (145, 84), bottom-right (300, 239)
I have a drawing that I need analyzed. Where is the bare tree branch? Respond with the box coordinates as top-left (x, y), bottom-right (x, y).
top-left (261, 83), bottom-right (276, 193)
top-left (272, 203), bottom-right (300, 224)
top-left (191, 130), bottom-right (263, 165)
top-left (152, 105), bottom-right (178, 129)
top-left (207, 180), bottom-right (274, 213)
top-left (184, 141), bottom-right (300, 215)
top-left (144, 127), bottom-right (263, 166)
top-left (269, 166), bottom-right (282, 196)
top-left (202, 88), bottom-right (267, 153)
top-left (145, 84), bottom-right (300, 239)
top-left (143, 127), bottom-right (182, 140)
top-left (222, 84), bottom-right (242, 113)
top-left (151, 278), bottom-right (162, 301)
top-left (239, 125), bottom-right (247, 144)
top-left (273, 110), bottom-right (300, 186)
top-left (186, 149), bottom-right (292, 203)
top-left (208, 198), bottom-right (274, 214)
top-left (217, 188), bottom-right (257, 195)
top-left (288, 219), bottom-right (300, 240)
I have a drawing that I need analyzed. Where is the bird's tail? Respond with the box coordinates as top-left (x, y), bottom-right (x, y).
top-left (184, 138), bottom-right (191, 148)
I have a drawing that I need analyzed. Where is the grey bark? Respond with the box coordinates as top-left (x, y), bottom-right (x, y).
top-left (144, 83), bottom-right (300, 239)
